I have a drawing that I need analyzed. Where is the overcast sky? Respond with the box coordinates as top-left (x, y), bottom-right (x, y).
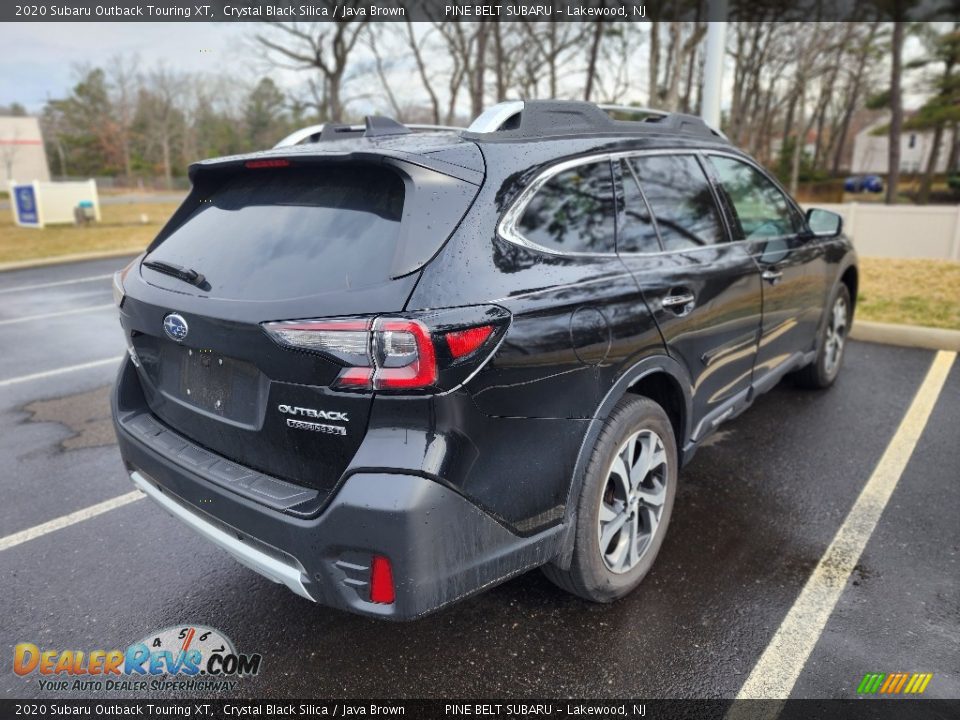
top-left (0, 23), bottom-right (257, 111)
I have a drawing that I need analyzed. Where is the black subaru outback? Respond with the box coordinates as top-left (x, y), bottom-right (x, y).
top-left (111, 100), bottom-right (857, 619)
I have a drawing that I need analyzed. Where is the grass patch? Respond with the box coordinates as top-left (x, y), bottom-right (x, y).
top-left (0, 201), bottom-right (180, 264)
top-left (858, 257), bottom-right (960, 331)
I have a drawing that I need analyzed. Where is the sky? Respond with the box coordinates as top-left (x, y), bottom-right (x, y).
top-left (0, 23), bottom-right (258, 111)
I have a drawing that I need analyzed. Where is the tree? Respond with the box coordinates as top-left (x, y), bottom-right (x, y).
top-left (887, 20), bottom-right (906, 204)
top-left (138, 67), bottom-right (185, 189)
top-left (402, 21), bottom-right (442, 123)
top-left (0, 103), bottom-right (27, 116)
top-left (830, 23), bottom-right (884, 175)
top-left (256, 17), bottom-right (369, 122)
top-left (106, 55), bottom-right (140, 183)
top-left (519, 21), bottom-right (585, 99)
top-left (245, 77), bottom-right (288, 148)
top-left (42, 67), bottom-right (113, 177)
top-left (906, 24), bottom-right (960, 203)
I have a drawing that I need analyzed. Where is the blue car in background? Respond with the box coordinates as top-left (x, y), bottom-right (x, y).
top-left (845, 175), bottom-right (884, 193)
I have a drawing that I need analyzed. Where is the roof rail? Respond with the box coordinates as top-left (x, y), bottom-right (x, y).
top-left (463, 100), bottom-right (728, 143)
top-left (597, 104), bottom-right (669, 119)
top-left (274, 119), bottom-right (465, 148)
top-left (467, 100), bottom-right (525, 134)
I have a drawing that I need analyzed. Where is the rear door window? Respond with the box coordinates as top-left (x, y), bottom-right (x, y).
top-left (629, 154), bottom-right (726, 251)
top-left (144, 165), bottom-right (405, 301)
top-left (516, 160), bottom-right (617, 254)
top-left (617, 160), bottom-right (663, 254)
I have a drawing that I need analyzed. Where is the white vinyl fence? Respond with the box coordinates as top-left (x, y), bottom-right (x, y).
top-left (809, 203), bottom-right (960, 261)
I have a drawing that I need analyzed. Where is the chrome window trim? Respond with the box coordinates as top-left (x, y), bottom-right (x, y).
top-left (498, 147), bottom-right (751, 259)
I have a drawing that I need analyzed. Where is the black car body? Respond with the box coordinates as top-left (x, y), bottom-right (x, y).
top-left (111, 101), bottom-right (858, 619)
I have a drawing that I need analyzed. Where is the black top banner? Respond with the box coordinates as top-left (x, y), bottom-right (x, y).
top-left (1, 700), bottom-right (959, 720)
top-left (2, 0), bottom-right (958, 23)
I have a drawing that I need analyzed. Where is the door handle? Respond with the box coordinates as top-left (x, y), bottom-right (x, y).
top-left (661, 291), bottom-right (696, 314)
top-left (762, 269), bottom-right (783, 284)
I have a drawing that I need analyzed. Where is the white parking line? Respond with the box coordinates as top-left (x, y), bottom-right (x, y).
top-left (0, 491), bottom-right (143, 552)
top-left (0, 273), bottom-right (112, 295)
top-left (733, 350), bottom-right (956, 703)
top-left (0, 303), bottom-right (115, 327)
top-left (0, 356), bottom-right (122, 388)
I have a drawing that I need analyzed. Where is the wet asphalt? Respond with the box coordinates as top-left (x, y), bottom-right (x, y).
top-left (0, 256), bottom-right (957, 701)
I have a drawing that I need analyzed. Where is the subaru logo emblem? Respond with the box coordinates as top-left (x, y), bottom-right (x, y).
top-left (163, 313), bottom-right (189, 342)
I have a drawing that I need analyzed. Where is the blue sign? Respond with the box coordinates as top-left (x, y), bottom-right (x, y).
top-left (13, 184), bottom-right (39, 226)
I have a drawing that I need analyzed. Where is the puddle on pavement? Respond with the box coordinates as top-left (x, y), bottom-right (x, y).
top-left (22, 385), bottom-right (116, 450)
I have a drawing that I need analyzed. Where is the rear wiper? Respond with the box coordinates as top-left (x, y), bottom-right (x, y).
top-left (143, 259), bottom-right (207, 288)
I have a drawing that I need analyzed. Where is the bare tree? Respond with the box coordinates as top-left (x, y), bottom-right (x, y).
top-left (648, 21), bottom-right (661, 106)
top-left (403, 21), bottom-right (442, 123)
top-left (429, 21), bottom-right (490, 119)
top-left (256, 17), bottom-right (369, 121)
top-left (141, 67), bottom-right (184, 190)
top-left (887, 20), bottom-right (905, 204)
top-left (831, 23), bottom-right (883, 175)
top-left (520, 21), bottom-right (585, 99)
top-left (367, 26), bottom-right (403, 118)
top-left (583, 21), bottom-right (605, 102)
top-left (592, 26), bottom-right (644, 103)
top-left (106, 54), bottom-right (140, 183)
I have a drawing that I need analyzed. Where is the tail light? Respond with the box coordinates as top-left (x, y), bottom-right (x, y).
top-left (369, 555), bottom-right (395, 604)
top-left (263, 305), bottom-right (510, 394)
top-left (245, 159), bottom-right (291, 169)
top-left (445, 325), bottom-right (494, 358)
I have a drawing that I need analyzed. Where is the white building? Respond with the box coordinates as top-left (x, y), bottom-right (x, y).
top-left (0, 116), bottom-right (50, 184)
top-left (852, 115), bottom-right (951, 175)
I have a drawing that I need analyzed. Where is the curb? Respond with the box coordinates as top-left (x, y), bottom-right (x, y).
top-left (851, 320), bottom-right (960, 352)
top-left (0, 249), bottom-right (139, 273)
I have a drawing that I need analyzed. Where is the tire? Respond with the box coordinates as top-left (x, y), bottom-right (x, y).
top-left (543, 396), bottom-right (678, 602)
top-left (794, 283), bottom-right (852, 390)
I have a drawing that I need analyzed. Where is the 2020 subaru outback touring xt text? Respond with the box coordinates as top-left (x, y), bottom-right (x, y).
top-left (111, 101), bottom-right (858, 619)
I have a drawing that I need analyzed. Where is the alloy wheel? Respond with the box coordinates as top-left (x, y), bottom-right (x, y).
top-left (597, 429), bottom-right (669, 574)
top-left (824, 295), bottom-right (848, 377)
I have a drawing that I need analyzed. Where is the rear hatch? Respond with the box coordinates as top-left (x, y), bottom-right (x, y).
top-left (119, 153), bottom-right (481, 499)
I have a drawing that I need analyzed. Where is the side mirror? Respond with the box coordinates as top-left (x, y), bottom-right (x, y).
top-left (806, 208), bottom-right (843, 238)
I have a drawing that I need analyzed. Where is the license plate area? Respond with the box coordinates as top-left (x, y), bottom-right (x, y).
top-left (153, 343), bottom-right (263, 425)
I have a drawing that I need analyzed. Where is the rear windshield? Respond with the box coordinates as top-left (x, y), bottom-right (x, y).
top-left (145, 165), bottom-right (405, 301)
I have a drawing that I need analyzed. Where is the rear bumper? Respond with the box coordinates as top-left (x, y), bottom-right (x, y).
top-left (112, 360), bottom-right (564, 620)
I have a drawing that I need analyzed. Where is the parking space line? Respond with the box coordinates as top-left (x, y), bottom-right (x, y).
top-left (733, 350), bottom-right (956, 701)
top-left (0, 303), bottom-right (115, 327)
top-left (0, 356), bottom-right (122, 388)
top-left (0, 491), bottom-right (143, 552)
top-left (0, 274), bottom-right (112, 294)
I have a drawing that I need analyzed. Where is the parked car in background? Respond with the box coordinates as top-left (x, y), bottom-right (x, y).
top-left (845, 174), bottom-right (884, 193)
top-left (112, 100), bottom-right (858, 619)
